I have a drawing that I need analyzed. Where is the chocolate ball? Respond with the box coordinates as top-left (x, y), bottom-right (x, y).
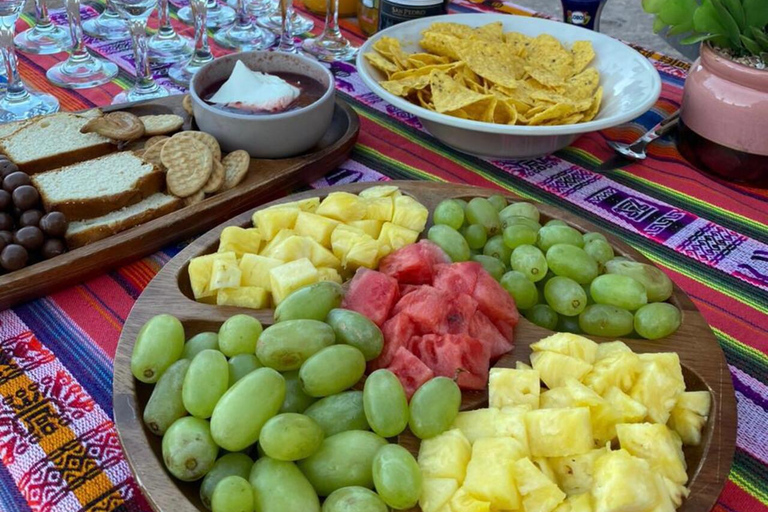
top-left (13, 226), bottom-right (44, 251)
top-left (0, 190), bottom-right (10, 211)
top-left (41, 238), bottom-right (66, 259)
top-left (0, 236), bottom-right (5, 253)
top-left (0, 212), bottom-right (13, 231)
top-left (19, 209), bottom-right (43, 227)
top-left (0, 160), bottom-right (19, 179)
top-left (0, 230), bottom-right (12, 246)
top-left (0, 244), bottom-right (28, 271)
top-left (40, 212), bottom-right (67, 237)
top-left (3, 172), bottom-right (30, 192)
top-left (12, 185), bottom-right (39, 211)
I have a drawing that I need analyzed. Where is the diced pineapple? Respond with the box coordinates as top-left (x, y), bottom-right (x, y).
top-left (531, 333), bottom-right (598, 364)
top-left (513, 458), bottom-right (566, 512)
top-left (541, 387), bottom-right (578, 409)
top-left (603, 387), bottom-right (647, 424)
top-left (377, 222), bottom-right (420, 258)
top-left (218, 226), bottom-right (262, 256)
top-left (359, 184), bottom-right (400, 198)
top-left (489, 368), bottom-right (541, 409)
top-left (661, 476), bottom-right (690, 507)
top-left (591, 449), bottom-right (658, 512)
top-left (564, 494), bottom-right (593, 512)
top-left (293, 211), bottom-right (340, 247)
top-left (562, 380), bottom-right (622, 444)
top-left (583, 350), bottom-right (640, 394)
top-left (516, 361), bottom-right (533, 370)
top-left (216, 286), bottom-right (269, 309)
top-left (629, 361), bottom-right (684, 424)
top-left (463, 438), bottom-right (525, 510)
top-left (262, 235), bottom-right (312, 261)
top-left (533, 457), bottom-right (559, 484)
top-left (209, 252), bottom-right (241, 291)
top-left (365, 196), bottom-right (394, 221)
top-left (675, 390), bottom-right (711, 416)
top-left (450, 487), bottom-right (490, 512)
top-left (345, 238), bottom-right (381, 269)
top-left (260, 228), bottom-right (296, 255)
top-left (392, 195), bottom-right (429, 232)
top-left (667, 406), bottom-right (707, 447)
top-left (330, 224), bottom-right (368, 260)
top-left (269, 258), bottom-right (318, 304)
top-left (550, 448), bottom-right (607, 496)
top-left (530, 351), bottom-right (593, 389)
top-left (421, 478), bottom-right (459, 512)
top-left (316, 192), bottom-right (367, 222)
top-left (563, 379), bottom-right (604, 407)
top-left (418, 429), bottom-right (472, 483)
top-left (273, 196), bottom-right (321, 212)
top-left (316, 267), bottom-right (343, 284)
top-left (306, 238), bottom-right (342, 270)
top-left (524, 408), bottom-right (593, 457)
top-left (348, 219), bottom-right (384, 239)
top-left (595, 341), bottom-right (632, 360)
top-left (638, 353), bottom-right (685, 388)
top-left (452, 409), bottom-right (499, 444)
top-left (188, 254), bottom-right (217, 301)
top-left (649, 475), bottom-right (677, 512)
top-left (239, 254), bottom-right (285, 291)
top-left (615, 423), bottom-right (687, 485)
top-left (252, 205), bottom-right (300, 241)
top-left (497, 407), bottom-right (531, 455)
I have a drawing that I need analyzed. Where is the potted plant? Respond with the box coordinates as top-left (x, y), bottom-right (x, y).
top-left (642, 0), bottom-right (768, 184)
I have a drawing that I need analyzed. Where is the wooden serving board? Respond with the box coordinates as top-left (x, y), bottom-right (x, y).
top-left (0, 94), bottom-right (359, 310)
top-left (113, 181), bottom-right (736, 512)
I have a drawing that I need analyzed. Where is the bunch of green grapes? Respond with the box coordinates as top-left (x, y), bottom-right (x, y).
top-left (131, 281), bottom-right (462, 512)
top-left (429, 196), bottom-right (681, 340)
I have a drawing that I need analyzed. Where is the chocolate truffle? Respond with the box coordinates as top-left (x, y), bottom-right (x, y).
top-left (12, 185), bottom-right (39, 211)
top-left (41, 238), bottom-right (66, 259)
top-left (13, 226), bottom-right (44, 251)
top-left (19, 209), bottom-right (43, 227)
top-left (2, 172), bottom-right (31, 193)
top-left (0, 244), bottom-right (28, 271)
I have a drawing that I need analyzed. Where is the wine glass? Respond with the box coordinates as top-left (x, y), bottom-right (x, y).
top-left (257, 1), bottom-right (314, 36)
top-left (274, 0), bottom-right (297, 53)
top-left (14, 0), bottom-right (72, 54)
top-left (0, 1), bottom-right (60, 121)
top-left (110, 0), bottom-right (170, 104)
top-left (302, 0), bottom-right (357, 61)
top-left (148, 0), bottom-right (193, 63)
top-left (213, 0), bottom-right (276, 50)
top-left (46, 0), bottom-right (119, 88)
top-left (83, 0), bottom-right (130, 40)
top-left (178, 0), bottom-right (235, 28)
top-left (168, 0), bottom-right (214, 86)
top-left (247, 0), bottom-right (276, 17)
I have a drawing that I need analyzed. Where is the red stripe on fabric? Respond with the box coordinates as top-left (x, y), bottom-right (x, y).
top-left (717, 480), bottom-right (768, 512)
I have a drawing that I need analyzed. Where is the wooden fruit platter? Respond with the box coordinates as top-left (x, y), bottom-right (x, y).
top-left (113, 181), bottom-right (736, 512)
top-left (0, 95), bottom-right (359, 310)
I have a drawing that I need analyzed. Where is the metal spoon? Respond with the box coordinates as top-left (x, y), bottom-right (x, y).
top-left (595, 110), bottom-right (680, 171)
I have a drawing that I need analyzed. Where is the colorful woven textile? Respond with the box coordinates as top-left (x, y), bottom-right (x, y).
top-left (1, 1), bottom-right (767, 511)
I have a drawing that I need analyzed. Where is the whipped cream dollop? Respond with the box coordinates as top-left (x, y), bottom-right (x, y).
top-left (208, 60), bottom-right (301, 113)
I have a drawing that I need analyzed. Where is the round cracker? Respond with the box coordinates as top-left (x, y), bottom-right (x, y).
top-left (145, 135), bottom-right (169, 148)
top-left (141, 114), bottom-right (184, 136)
top-left (182, 94), bottom-right (193, 116)
top-left (184, 189), bottom-right (206, 206)
top-left (142, 139), bottom-right (168, 167)
top-left (221, 150), bottom-right (250, 190)
top-left (161, 137), bottom-right (213, 197)
top-left (203, 159), bottom-right (225, 194)
top-left (173, 130), bottom-right (221, 161)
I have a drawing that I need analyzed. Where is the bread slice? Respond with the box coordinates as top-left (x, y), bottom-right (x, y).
top-left (65, 193), bottom-right (183, 248)
top-left (31, 151), bottom-right (165, 221)
top-left (0, 110), bottom-right (113, 174)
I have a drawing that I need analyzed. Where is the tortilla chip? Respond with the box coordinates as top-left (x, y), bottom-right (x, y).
top-left (494, 99), bottom-right (518, 124)
top-left (571, 40), bottom-right (595, 74)
top-left (562, 67), bottom-right (600, 100)
top-left (430, 71), bottom-right (492, 113)
top-left (373, 37), bottom-right (410, 69)
top-left (525, 34), bottom-right (574, 86)
top-left (548, 113), bottom-right (583, 125)
top-left (420, 32), bottom-right (462, 60)
top-left (581, 86), bottom-right (603, 121)
top-left (407, 53), bottom-right (451, 67)
top-left (527, 102), bottom-right (577, 125)
top-left (364, 52), bottom-right (399, 77)
top-left (390, 62), bottom-right (461, 81)
top-left (503, 32), bottom-right (532, 57)
top-left (425, 22), bottom-right (476, 39)
top-left (417, 89), bottom-right (433, 109)
top-left (457, 40), bottom-right (526, 88)
top-left (472, 22), bottom-right (504, 42)
top-left (380, 74), bottom-right (432, 96)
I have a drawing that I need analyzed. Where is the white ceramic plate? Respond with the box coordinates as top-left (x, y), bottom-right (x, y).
top-left (356, 13), bottom-right (662, 159)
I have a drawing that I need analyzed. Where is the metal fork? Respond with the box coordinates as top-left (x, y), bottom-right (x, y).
top-left (608, 110), bottom-right (680, 160)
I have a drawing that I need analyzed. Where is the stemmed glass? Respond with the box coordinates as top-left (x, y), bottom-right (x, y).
top-left (110, 0), bottom-right (169, 104)
top-left (47, 0), bottom-right (119, 88)
top-left (247, 0), bottom-right (275, 17)
top-left (302, 0), bottom-right (357, 61)
top-left (274, 0), bottom-right (297, 53)
top-left (257, 1), bottom-right (314, 36)
top-left (14, 0), bottom-right (71, 54)
top-left (178, 0), bottom-right (235, 28)
top-left (213, 0), bottom-right (276, 50)
top-left (169, 0), bottom-right (213, 86)
top-left (83, 0), bottom-right (130, 40)
top-left (148, 0), bottom-right (193, 63)
top-left (0, 1), bottom-right (59, 121)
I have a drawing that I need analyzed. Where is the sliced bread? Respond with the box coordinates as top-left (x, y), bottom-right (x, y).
top-left (65, 193), bottom-right (182, 248)
top-left (0, 111), bottom-right (113, 174)
top-left (31, 151), bottom-right (165, 221)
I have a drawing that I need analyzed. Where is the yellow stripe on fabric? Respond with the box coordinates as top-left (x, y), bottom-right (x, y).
top-left (714, 327), bottom-right (768, 368)
top-left (76, 288), bottom-right (123, 332)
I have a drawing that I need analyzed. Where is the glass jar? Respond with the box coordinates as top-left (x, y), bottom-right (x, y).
top-left (303, 0), bottom-right (357, 17)
top-left (357, 0), bottom-right (378, 36)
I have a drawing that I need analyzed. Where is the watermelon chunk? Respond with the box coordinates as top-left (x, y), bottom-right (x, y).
top-left (370, 313), bottom-right (417, 370)
top-left (432, 262), bottom-right (482, 296)
top-left (399, 284), bottom-right (420, 297)
top-left (386, 347), bottom-right (435, 399)
top-left (469, 311), bottom-right (513, 358)
top-left (411, 333), bottom-right (491, 390)
top-left (379, 240), bottom-right (450, 285)
top-left (472, 270), bottom-right (520, 337)
top-left (393, 286), bottom-right (477, 336)
top-left (343, 268), bottom-right (399, 327)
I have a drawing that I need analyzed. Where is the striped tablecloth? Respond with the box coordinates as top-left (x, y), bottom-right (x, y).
top-left (1, 1), bottom-right (766, 511)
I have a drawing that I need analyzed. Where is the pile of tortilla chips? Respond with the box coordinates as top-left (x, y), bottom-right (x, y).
top-left (364, 21), bottom-right (603, 126)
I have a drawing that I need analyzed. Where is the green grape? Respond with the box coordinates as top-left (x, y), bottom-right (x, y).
top-left (182, 332), bottom-right (219, 360)
top-left (544, 219), bottom-right (567, 227)
top-left (280, 370), bottom-right (318, 413)
top-left (544, 276), bottom-right (588, 316)
top-left (537, 225), bottom-right (584, 251)
top-left (427, 224), bottom-right (470, 262)
top-left (144, 359), bottom-right (190, 436)
top-left (408, 377), bottom-right (461, 439)
top-left (462, 224), bottom-right (487, 250)
top-left (454, 198), bottom-right (468, 211)
top-left (322, 487), bottom-right (388, 512)
top-left (545, 244), bottom-right (599, 284)
top-left (590, 274), bottom-right (648, 311)
top-left (634, 303), bottom-right (681, 339)
top-left (584, 239), bottom-right (615, 266)
top-left (300, 345), bottom-right (366, 397)
top-left (466, 197), bottom-right (502, 236)
top-left (304, 391), bottom-right (368, 436)
top-left (256, 320), bottom-right (335, 371)
top-left (499, 213), bottom-right (542, 232)
top-left (510, 244), bottom-right (548, 282)
top-left (483, 235), bottom-right (512, 264)
top-left (210, 368), bottom-right (286, 451)
top-left (501, 202), bottom-right (540, 222)
top-left (162, 417), bottom-right (219, 481)
top-left (212, 475), bottom-right (254, 512)
top-left (582, 284), bottom-right (595, 305)
top-left (131, 314), bottom-right (185, 383)
top-left (363, 369), bottom-right (409, 438)
top-left (500, 271), bottom-right (539, 310)
top-left (372, 444), bottom-right (422, 510)
top-left (536, 270), bottom-right (557, 291)
top-left (326, 309), bottom-right (384, 361)
top-left (471, 254), bottom-right (505, 281)
top-left (260, 413), bottom-right (325, 461)
top-left (183, 349), bottom-right (229, 419)
top-left (298, 430), bottom-right (388, 496)
top-left (524, 304), bottom-right (558, 330)
top-left (583, 232), bottom-right (607, 244)
top-left (556, 314), bottom-right (583, 334)
top-left (250, 458), bottom-right (320, 512)
top-left (604, 259), bottom-right (673, 302)
top-left (503, 225), bottom-right (538, 250)
top-left (228, 354), bottom-right (263, 387)
top-left (578, 304), bottom-right (634, 337)
top-left (433, 199), bottom-right (466, 230)
top-left (200, 453), bottom-right (253, 510)
top-left (487, 194), bottom-right (508, 211)
top-left (274, 281), bottom-right (344, 322)
top-left (219, 315), bottom-right (263, 358)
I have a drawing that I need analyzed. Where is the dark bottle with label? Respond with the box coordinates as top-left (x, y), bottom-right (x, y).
top-left (561, 0), bottom-right (607, 31)
top-left (378, 0), bottom-right (447, 31)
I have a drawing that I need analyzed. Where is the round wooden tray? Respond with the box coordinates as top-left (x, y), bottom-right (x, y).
top-left (113, 181), bottom-right (736, 512)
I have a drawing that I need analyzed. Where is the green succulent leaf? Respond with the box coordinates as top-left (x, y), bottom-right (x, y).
top-left (710, 0), bottom-right (745, 47)
top-left (744, 0), bottom-right (768, 29)
top-left (722, 0), bottom-right (746, 31)
top-left (694, 1), bottom-right (727, 35)
top-left (659, 0), bottom-right (698, 26)
top-left (641, 0), bottom-right (666, 14)
top-left (751, 27), bottom-right (768, 51)
top-left (667, 21), bottom-right (695, 36)
top-left (653, 16), bottom-right (669, 33)
top-left (680, 33), bottom-right (718, 44)
top-left (740, 35), bottom-right (762, 55)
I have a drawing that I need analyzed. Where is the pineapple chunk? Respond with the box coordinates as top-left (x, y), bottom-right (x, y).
top-left (365, 196), bottom-right (394, 221)
top-left (392, 195), bottom-right (429, 232)
top-left (209, 252), bottom-right (241, 291)
top-left (531, 333), bottom-right (598, 364)
top-left (675, 390), bottom-right (711, 416)
top-left (629, 362), bottom-right (684, 424)
top-left (348, 219), bottom-right (383, 239)
top-left (489, 368), bottom-right (541, 409)
top-left (240, 254), bottom-right (285, 291)
top-left (638, 353), bottom-right (684, 388)
top-left (260, 228), bottom-right (295, 255)
top-left (306, 238), bottom-right (342, 270)
top-left (316, 267), bottom-right (343, 284)
top-left (359, 184), bottom-right (400, 198)
top-left (533, 457), bottom-right (559, 484)
top-left (316, 192), bottom-right (367, 222)
top-left (293, 211), bottom-right (340, 247)
top-left (218, 226), bottom-right (262, 256)
top-left (603, 387), bottom-right (647, 424)
top-left (418, 429), bottom-right (472, 483)
top-left (497, 407), bottom-right (531, 455)
top-left (554, 494), bottom-right (594, 512)
top-left (564, 380), bottom-right (622, 444)
top-left (269, 258), bottom-right (318, 304)
top-left (550, 448), bottom-right (607, 496)
top-left (262, 235), bottom-right (312, 261)
top-left (330, 224), bottom-right (368, 260)
top-left (377, 222), bottom-right (420, 258)
top-left (452, 409), bottom-right (499, 444)
top-left (513, 457), bottom-right (566, 512)
top-left (188, 254), bottom-right (217, 301)
top-left (271, 196), bottom-right (321, 212)
top-left (667, 407), bottom-right (708, 446)
top-left (450, 488), bottom-right (490, 512)
top-left (661, 476), bottom-right (690, 507)
top-left (345, 238), bottom-right (381, 269)
top-left (615, 423), bottom-right (687, 485)
top-left (541, 387), bottom-right (579, 409)
top-left (530, 351), bottom-right (593, 389)
top-left (252, 205), bottom-right (300, 241)
top-left (583, 350), bottom-right (640, 394)
top-left (421, 478), bottom-right (459, 512)
top-left (216, 287), bottom-right (269, 309)
top-left (649, 475), bottom-right (677, 512)
top-left (524, 408), bottom-right (593, 457)
top-left (463, 438), bottom-right (525, 510)
top-left (591, 449), bottom-right (658, 512)
top-left (516, 361), bottom-right (533, 370)
top-left (595, 341), bottom-right (632, 360)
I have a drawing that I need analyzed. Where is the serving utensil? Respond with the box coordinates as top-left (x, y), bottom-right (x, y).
top-left (596, 110), bottom-right (680, 171)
